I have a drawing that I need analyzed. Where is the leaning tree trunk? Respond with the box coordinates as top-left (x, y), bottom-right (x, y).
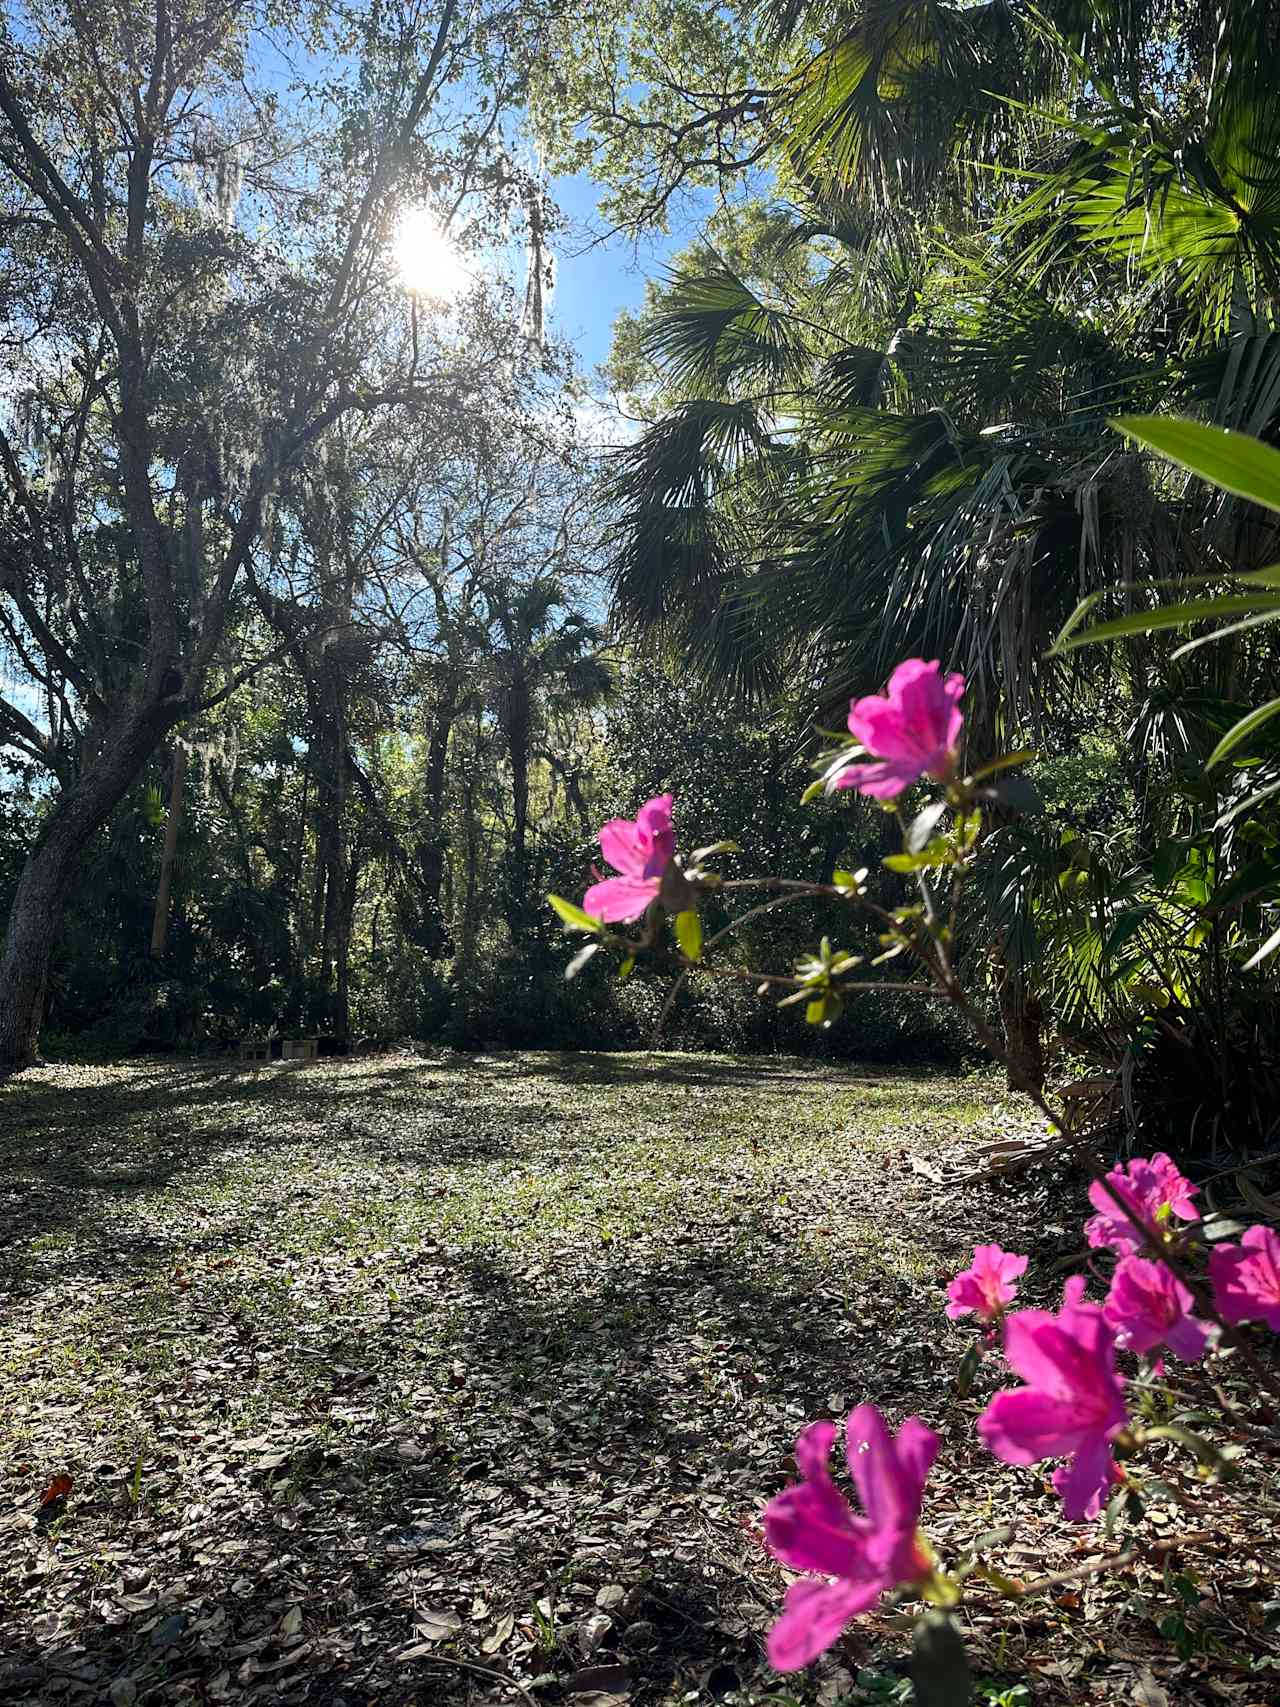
top-left (0, 699), bottom-right (179, 1069)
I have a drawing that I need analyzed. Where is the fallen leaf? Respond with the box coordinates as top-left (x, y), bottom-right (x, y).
top-left (1132, 1672), bottom-right (1169, 1707)
top-left (39, 1474), bottom-right (73, 1506)
top-left (482, 1612), bottom-right (515, 1654)
top-left (568, 1664), bottom-right (631, 1693)
top-left (414, 1608), bottom-right (463, 1642)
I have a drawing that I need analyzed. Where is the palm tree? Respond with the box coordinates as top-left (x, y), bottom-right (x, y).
top-left (608, 2), bottom-right (1280, 734)
top-left (482, 576), bottom-right (612, 931)
top-left (605, 0), bottom-right (1280, 1100)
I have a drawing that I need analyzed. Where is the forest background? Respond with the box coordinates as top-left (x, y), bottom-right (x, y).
top-left (2, 0), bottom-right (1279, 1165)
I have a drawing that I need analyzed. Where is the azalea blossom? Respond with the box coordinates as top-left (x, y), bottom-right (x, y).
top-left (763, 1405), bottom-right (940, 1670)
top-left (978, 1277), bottom-right (1129, 1521)
top-left (1209, 1224), bottom-right (1280, 1332)
top-left (833, 658), bottom-right (965, 800)
top-left (582, 794), bottom-right (676, 923)
top-left (1084, 1153), bottom-right (1199, 1254)
top-left (946, 1243), bottom-right (1029, 1323)
top-left (1103, 1256), bottom-right (1209, 1362)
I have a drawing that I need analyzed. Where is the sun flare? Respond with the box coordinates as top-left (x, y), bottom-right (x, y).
top-left (391, 206), bottom-right (468, 301)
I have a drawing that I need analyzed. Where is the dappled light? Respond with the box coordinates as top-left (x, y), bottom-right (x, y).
top-left (2, 1), bottom-right (1279, 1704)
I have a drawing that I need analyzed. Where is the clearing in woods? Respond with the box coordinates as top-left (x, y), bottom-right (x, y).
top-left (0, 1052), bottom-right (1275, 1705)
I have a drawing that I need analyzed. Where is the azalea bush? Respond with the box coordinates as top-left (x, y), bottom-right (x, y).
top-left (546, 657), bottom-right (1280, 1702)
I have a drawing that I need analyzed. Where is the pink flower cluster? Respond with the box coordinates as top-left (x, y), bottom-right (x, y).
top-left (764, 1141), bottom-right (1280, 1671)
top-left (566, 665), bottom-right (1280, 1678)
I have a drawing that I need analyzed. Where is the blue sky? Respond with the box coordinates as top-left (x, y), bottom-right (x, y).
top-left (543, 171), bottom-right (692, 377)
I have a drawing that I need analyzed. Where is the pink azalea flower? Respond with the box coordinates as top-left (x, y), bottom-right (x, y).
top-left (1209, 1225), bottom-right (1280, 1332)
top-left (978, 1277), bottom-right (1129, 1521)
top-left (763, 1406), bottom-right (940, 1670)
top-left (946, 1244), bottom-right (1029, 1323)
top-left (1084, 1153), bottom-right (1199, 1254)
top-left (1103, 1256), bottom-right (1209, 1362)
top-left (833, 659), bottom-right (965, 800)
top-left (582, 793), bottom-right (676, 922)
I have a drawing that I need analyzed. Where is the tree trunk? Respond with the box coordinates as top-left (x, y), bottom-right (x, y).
top-left (997, 966), bottom-right (1045, 1098)
top-left (504, 673), bottom-right (531, 935)
top-left (456, 762), bottom-right (482, 986)
top-left (418, 688), bottom-right (456, 954)
top-left (0, 700), bottom-right (178, 1069)
top-left (150, 742), bottom-right (188, 958)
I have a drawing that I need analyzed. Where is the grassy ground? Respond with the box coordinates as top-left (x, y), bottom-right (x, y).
top-left (0, 1052), bottom-right (1276, 1707)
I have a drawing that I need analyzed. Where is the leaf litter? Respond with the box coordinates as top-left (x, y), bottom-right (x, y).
top-left (0, 1051), bottom-right (1276, 1706)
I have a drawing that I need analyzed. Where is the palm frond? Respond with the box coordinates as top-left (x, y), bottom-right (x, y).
top-left (641, 266), bottom-right (815, 393)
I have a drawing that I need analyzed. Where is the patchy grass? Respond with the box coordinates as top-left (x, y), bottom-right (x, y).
top-left (0, 1051), bottom-right (1276, 1707)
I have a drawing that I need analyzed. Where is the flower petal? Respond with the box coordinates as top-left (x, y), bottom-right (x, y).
top-left (1164, 1313), bottom-right (1210, 1363)
top-left (844, 1404), bottom-right (899, 1530)
top-left (830, 758), bottom-right (924, 800)
top-left (634, 794), bottom-right (676, 877)
top-left (766, 1575), bottom-right (884, 1671)
top-left (764, 1423), bottom-right (873, 1579)
top-left (582, 875), bottom-right (659, 923)
top-left (598, 817), bottom-right (646, 878)
top-left (1051, 1437), bottom-right (1118, 1522)
top-left (1210, 1225), bottom-right (1280, 1330)
top-left (999, 1309), bottom-right (1072, 1398)
top-left (893, 1417), bottom-right (941, 1502)
top-left (978, 1387), bottom-right (1089, 1466)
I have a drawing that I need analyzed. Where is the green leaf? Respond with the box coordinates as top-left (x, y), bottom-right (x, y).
top-left (970, 1560), bottom-right (1023, 1597)
top-left (832, 867), bottom-right (869, 892)
top-left (954, 1341), bottom-right (981, 1399)
top-left (1244, 920), bottom-right (1280, 971)
top-left (907, 800), bottom-right (950, 854)
top-left (884, 842), bottom-right (948, 872)
top-left (1209, 855), bottom-right (1280, 913)
top-left (547, 894), bottom-right (603, 934)
top-left (675, 909), bottom-right (703, 961)
top-left (1218, 778), bottom-right (1280, 828)
top-left (911, 1610), bottom-right (971, 1707)
top-left (969, 749), bottom-right (1036, 782)
top-left (689, 839), bottom-right (742, 862)
top-left (618, 956), bottom-right (636, 980)
top-left (1152, 840), bottom-right (1191, 885)
top-left (1104, 905), bottom-right (1154, 959)
top-left (1052, 592), bottom-right (1280, 653)
top-left (1111, 416), bottom-right (1280, 513)
top-left (564, 941), bottom-right (601, 981)
top-left (1206, 697), bottom-right (1280, 768)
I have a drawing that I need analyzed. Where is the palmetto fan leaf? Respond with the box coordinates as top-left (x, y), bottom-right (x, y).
top-left (1004, 30), bottom-right (1280, 340)
top-left (640, 266), bottom-right (815, 392)
top-left (608, 398), bottom-right (775, 634)
top-left (1182, 320), bottom-right (1280, 437)
top-left (892, 288), bottom-right (1141, 422)
top-left (775, 0), bottom-right (1062, 206)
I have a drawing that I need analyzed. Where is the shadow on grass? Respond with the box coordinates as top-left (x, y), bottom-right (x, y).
top-left (0, 1051), bottom-right (934, 1279)
top-left (0, 1192), bottom-right (869, 1705)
